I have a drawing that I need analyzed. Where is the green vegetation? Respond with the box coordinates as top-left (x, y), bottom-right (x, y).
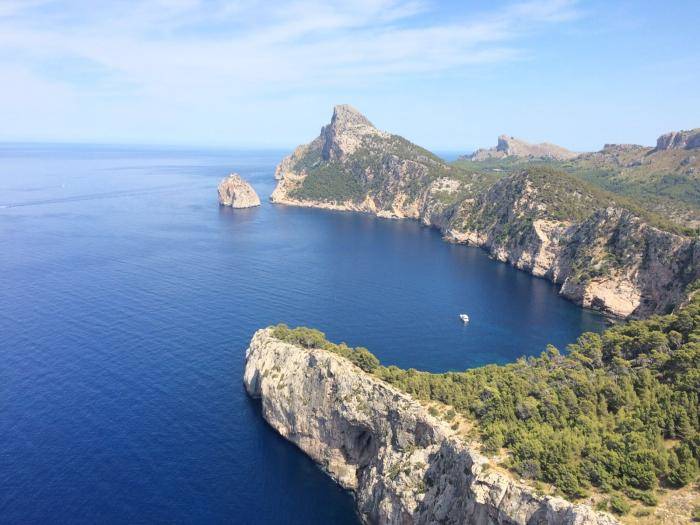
top-left (452, 155), bottom-right (557, 175)
top-left (609, 494), bottom-right (631, 515)
top-left (290, 160), bottom-right (366, 202)
top-left (289, 132), bottom-right (464, 204)
top-left (271, 324), bottom-right (379, 373)
top-left (457, 164), bottom-right (693, 235)
top-left (272, 295), bottom-right (700, 502)
top-left (289, 125), bottom-right (698, 235)
top-left (453, 153), bottom-right (700, 235)
top-left (510, 166), bottom-right (611, 222)
top-left (450, 166), bottom-right (629, 239)
top-left (562, 151), bottom-right (700, 220)
top-left (624, 487), bottom-right (657, 506)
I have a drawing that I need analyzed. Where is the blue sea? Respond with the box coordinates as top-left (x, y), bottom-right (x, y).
top-left (0, 144), bottom-right (606, 524)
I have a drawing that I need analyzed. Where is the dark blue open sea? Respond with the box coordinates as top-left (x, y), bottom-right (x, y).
top-left (0, 144), bottom-right (606, 524)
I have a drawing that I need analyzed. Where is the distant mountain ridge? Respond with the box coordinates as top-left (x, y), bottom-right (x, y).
top-left (455, 128), bottom-right (700, 228)
top-left (461, 127), bottom-right (700, 162)
top-left (461, 134), bottom-right (578, 161)
top-left (271, 105), bottom-right (700, 318)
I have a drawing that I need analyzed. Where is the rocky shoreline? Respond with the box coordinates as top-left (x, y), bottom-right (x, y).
top-left (272, 187), bottom-right (699, 319)
top-left (243, 328), bottom-right (619, 525)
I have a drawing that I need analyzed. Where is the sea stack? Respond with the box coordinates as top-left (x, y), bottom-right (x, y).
top-left (217, 173), bottom-right (261, 208)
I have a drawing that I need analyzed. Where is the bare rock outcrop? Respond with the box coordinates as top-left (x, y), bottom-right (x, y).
top-left (217, 173), bottom-right (261, 208)
top-left (655, 128), bottom-right (700, 151)
top-left (243, 329), bottom-right (619, 525)
top-left (463, 135), bottom-right (578, 161)
top-left (320, 104), bottom-right (388, 160)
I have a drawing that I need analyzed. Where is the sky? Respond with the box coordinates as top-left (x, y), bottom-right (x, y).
top-left (1, 0), bottom-right (699, 151)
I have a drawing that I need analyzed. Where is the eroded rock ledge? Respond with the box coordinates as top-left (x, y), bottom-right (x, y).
top-left (243, 329), bottom-right (618, 525)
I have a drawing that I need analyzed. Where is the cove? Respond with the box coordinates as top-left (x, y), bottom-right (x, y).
top-left (0, 144), bottom-right (606, 524)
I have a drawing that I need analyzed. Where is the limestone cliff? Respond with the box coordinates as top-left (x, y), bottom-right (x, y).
top-left (462, 135), bottom-right (577, 161)
top-left (444, 170), bottom-right (700, 317)
top-left (217, 173), bottom-right (261, 208)
top-left (271, 106), bottom-right (700, 318)
top-left (243, 329), bottom-right (619, 525)
top-left (655, 128), bottom-right (700, 151)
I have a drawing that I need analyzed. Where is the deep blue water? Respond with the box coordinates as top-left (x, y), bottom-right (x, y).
top-left (0, 144), bottom-right (606, 524)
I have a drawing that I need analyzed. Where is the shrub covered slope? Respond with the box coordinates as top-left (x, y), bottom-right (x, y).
top-left (271, 295), bottom-right (700, 504)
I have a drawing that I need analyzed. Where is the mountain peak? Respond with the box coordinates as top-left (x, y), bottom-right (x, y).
top-left (320, 105), bottom-right (384, 160)
top-left (330, 104), bottom-right (375, 131)
top-left (466, 135), bottom-right (577, 161)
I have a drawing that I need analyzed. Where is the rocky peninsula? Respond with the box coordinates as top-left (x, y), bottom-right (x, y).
top-left (270, 105), bottom-right (700, 318)
top-left (243, 328), bottom-right (619, 525)
top-left (460, 135), bottom-right (577, 161)
top-left (217, 173), bottom-right (260, 208)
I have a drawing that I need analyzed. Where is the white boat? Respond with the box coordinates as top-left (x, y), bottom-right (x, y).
top-left (459, 314), bottom-right (470, 323)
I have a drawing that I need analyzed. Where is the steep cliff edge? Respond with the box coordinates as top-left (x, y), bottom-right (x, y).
top-left (271, 106), bottom-right (700, 318)
top-left (444, 169), bottom-right (700, 317)
top-left (244, 329), bottom-right (618, 525)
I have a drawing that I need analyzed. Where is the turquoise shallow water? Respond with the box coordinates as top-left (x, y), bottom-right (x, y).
top-left (0, 144), bottom-right (606, 524)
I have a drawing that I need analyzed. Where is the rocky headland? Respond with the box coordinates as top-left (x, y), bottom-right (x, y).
top-left (461, 135), bottom-right (578, 161)
top-left (270, 105), bottom-right (700, 318)
top-left (243, 328), bottom-right (619, 525)
top-left (218, 173), bottom-right (261, 208)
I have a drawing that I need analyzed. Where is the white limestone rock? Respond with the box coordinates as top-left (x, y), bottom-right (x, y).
top-left (243, 329), bottom-right (620, 525)
top-left (217, 173), bottom-right (261, 208)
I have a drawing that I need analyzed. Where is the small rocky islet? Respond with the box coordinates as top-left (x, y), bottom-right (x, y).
top-left (217, 173), bottom-right (260, 208)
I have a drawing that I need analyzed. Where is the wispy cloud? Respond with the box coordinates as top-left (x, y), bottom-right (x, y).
top-left (0, 0), bottom-right (580, 91)
top-left (0, 0), bottom-right (582, 142)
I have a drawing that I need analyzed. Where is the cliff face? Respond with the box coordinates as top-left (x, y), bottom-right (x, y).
top-left (655, 128), bottom-right (700, 151)
top-left (271, 106), bottom-right (700, 318)
top-left (218, 173), bottom-right (261, 208)
top-left (463, 135), bottom-right (577, 161)
top-left (243, 329), bottom-right (619, 525)
top-left (444, 171), bottom-right (700, 317)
